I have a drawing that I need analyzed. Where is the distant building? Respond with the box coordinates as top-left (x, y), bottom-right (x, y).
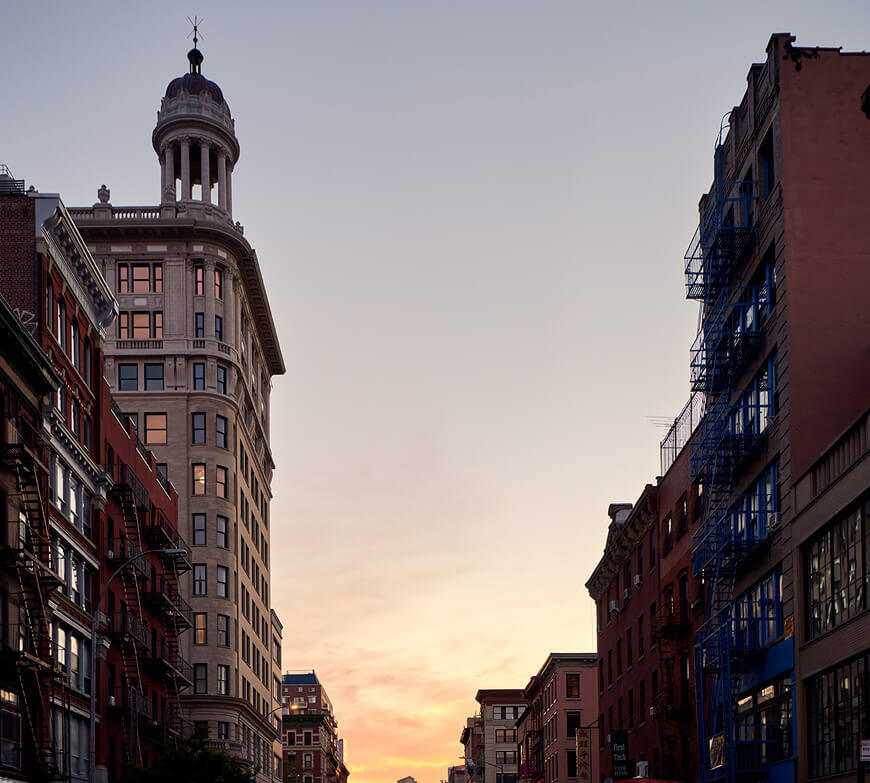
top-left (448, 764), bottom-right (466, 783)
top-left (397, 777), bottom-right (417, 783)
top-left (460, 715), bottom-right (484, 781)
top-left (516, 653), bottom-right (598, 783)
top-left (282, 671), bottom-right (347, 783)
top-left (473, 689), bottom-right (529, 783)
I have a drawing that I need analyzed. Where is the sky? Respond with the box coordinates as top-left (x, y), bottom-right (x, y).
top-left (3, 2), bottom-right (870, 782)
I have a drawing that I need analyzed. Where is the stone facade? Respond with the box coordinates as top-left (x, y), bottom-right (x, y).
top-left (71, 44), bottom-right (286, 782)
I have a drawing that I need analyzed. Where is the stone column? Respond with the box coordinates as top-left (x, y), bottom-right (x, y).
top-left (217, 151), bottom-right (227, 210)
top-left (164, 144), bottom-right (175, 202)
top-left (180, 137), bottom-right (192, 200)
top-left (226, 166), bottom-right (233, 217)
top-left (200, 140), bottom-right (211, 203)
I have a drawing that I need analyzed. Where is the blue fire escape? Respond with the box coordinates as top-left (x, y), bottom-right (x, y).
top-left (687, 124), bottom-right (775, 783)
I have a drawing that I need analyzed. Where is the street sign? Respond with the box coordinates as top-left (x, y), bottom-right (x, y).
top-left (609, 729), bottom-right (630, 780)
top-left (860, 739), bottom-right (870, 762)
top-left (576, 728), bottom-right (592, 783)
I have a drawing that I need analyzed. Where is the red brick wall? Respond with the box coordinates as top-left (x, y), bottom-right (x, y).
top-left (779, 45), bottom-right (870, 478)
top-left (0, 194), bottom-right (38, 334)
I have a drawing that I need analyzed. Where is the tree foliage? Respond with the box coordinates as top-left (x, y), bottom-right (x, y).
top-left (123, 729), bottom-right (258, 783)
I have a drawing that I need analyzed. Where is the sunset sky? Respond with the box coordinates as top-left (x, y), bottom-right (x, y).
top-left (4, 3), bottom-right (870, 782)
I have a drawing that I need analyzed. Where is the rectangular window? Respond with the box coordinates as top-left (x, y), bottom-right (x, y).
top-left (144, 363), bottom-right (164, 391)
top-left (217, 614), bottom-right (230, 647)
top-left (808, 654), bottom-right (864, 777)
top-left (144, 413), bottom-right (168, 445)
top-left (495, 752), bottom-right (517, 765)
top-left (638, 615), bottom-right (645, 657)
top-left (216, 515), bottom-right (228, 548)
top-left (735, 569), bottom-right (783, 648)
top-left (217, 721), bottom-right (229, 740)
top-left (195, 312), bottom-right (204, 338)
top-left (217, 664), bottom-right (230, 695)
top-left (193, 362), bottom-right (206, 390)
top-left (194, 613), bottom-right (207, 644)
top-left (217, 365), bottom-right (227, 394)
top-left (495, 729), bottom-right (517, 743)
top-left (566, 672), bottom-right (580, 698)
top-left (132, 311), bottom-right (150, 338)
top-left (215, 315), bottom-right (224, 342)
top-left (193, 513), bottom-right (206, 546)
top-left (649, 526), bottom-right (656, 570)
top-left (193, 564), bottom-right (207, 595)
top-left (192, 463), bottom-right (206, 495)
top-left (118, 264), bottom-right (130, 293)
top-left (132, 264), bottom-right (151, 293)
top-left (215, 268), bottom-right (223, 300)
top-left (118, 364), bottom-right (138, 391)
top-left (806, 499), bottom-right (868, 640)
top-left (216, 466), bottom-right (228, 499)
top-left (194, 663), bottom-right (207, 694)
top-left (192, 412), bottom-right (206, 444)
top-left (216, 415), bottom-right (228, 448)
top-left (195, 264), bottom-right (204, 296)
top-left (118, 311), bottom-right (130, 339)
top-left (217, 565), bottom-right (228, 598)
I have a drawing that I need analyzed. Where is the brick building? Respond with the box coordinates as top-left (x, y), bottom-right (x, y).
top-left (281, 672), bottom-right (347, 783)
top-left (587, 31), bottom-right (870, 783)
top-left (0, 276), bottom-right (61, 782)
top-left (516, 653), bottom-right (599, 783)
top-left (0, 172), bottom-right (190, 781)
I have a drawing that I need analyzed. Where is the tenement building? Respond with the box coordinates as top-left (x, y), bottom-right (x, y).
top-left (70, 41), bottom-right (286, 781)
top-left (587, 32), bottom-right (870, 783)
top-left (516, 652), bottom-right (599, 783)
top-left (0, 173), bottom-right (192, 782)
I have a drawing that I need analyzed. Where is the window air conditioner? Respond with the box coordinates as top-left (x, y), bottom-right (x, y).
top-left (108, 696), bottom-right (116, 707)
top-left (107, 550), bottom-right (114, 560)
top-left (767, 512), bottom-right (781, 531)
top-left (609, 599), bottom-right (620, 614)
top-left (623, 588), bottom-right (631, 601)
top-left (633, 574), bottom-right (643, 589)
top-left (637, 761), bottom-right (650, 778)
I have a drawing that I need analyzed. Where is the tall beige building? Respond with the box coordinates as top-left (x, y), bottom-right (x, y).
top-left (71, 42), bottom-right (286, 781)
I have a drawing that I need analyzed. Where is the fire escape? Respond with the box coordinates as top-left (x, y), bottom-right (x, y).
top-left (687, 125), bottom-right (773, 783)
top-left (517, 689), bottom-right (543, 783)
top-left (142, 506), bottom-right (193, 736)
top-left (104, 459), bottom-right (152, 764)
top-left (652, 593), bottom-right (691, 780)
top-left (0, 415), bottom-right (71, 782)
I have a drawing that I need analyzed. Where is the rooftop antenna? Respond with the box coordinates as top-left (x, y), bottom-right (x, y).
top-left (186, 15), bottom-right (205, 73)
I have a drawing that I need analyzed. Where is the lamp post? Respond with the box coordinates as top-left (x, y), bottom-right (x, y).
top-left (89, 547), bottom-right (187, 783)
top-left (462, 756), bottom-right (504, 783)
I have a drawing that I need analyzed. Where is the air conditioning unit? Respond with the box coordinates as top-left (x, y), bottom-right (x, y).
top-left (637, 761), bottom-right (650, 778)
top-left (633, 574), bottom-right (643, 589)
top-left (623, 588), bottom-right (631, 601)
top-left (108, 696), bottom-right (116, 707)
top-left (767, 512), bottom-right (782, 531)
top-left (609, 599), bottom-right (620, 614)
top-left (107, 550), bottom-right (114, 560)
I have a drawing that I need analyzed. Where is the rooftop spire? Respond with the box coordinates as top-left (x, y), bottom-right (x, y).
top-left (186, 15), bottom-right (204, 73)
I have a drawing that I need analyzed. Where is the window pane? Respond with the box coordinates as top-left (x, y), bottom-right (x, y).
top-left (132, 311), bottom-right (150, 338)
top-left (144, 363), bottom-right (164, 391)
top-left (118, 364), bottom-right (138, 391)
top-left (144, 413), bottom-right (167, 445)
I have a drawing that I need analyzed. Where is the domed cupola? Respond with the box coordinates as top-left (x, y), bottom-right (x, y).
top-left (152, 44), bottom-right (240, 218)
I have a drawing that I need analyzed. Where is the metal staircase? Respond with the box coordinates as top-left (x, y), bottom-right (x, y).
top-left (0, 415), bottom-right (71, 782)
top-left (687, 124), bottom-right (767, 783)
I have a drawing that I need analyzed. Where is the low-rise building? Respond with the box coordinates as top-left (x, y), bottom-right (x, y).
top-left (516, 653), bottom-right (598, 783)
